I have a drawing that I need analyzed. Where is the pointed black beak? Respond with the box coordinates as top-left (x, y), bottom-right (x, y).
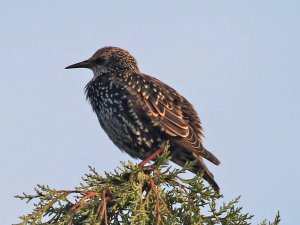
top-left (65, 59), bottom-right (94, 69)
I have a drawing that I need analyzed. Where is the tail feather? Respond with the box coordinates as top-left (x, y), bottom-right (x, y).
top-left (192, 153), bottom-right (220, 193)
top-left (170, 149), bottom-right (220, 193)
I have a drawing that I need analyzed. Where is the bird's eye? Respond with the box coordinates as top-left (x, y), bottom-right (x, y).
top-left (94, 57), bottom-right (105, 64)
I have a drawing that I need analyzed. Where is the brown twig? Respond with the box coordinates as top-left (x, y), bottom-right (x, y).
top-left (97, 188), bottom-right (112, 224)
top-left (71, 191), bottom-right (100, 212)
top-left (151, 179), bottom-right (161, 225)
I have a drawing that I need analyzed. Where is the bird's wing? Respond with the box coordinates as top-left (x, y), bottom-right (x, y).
top-left (139, 74), bottom-right (220, 165)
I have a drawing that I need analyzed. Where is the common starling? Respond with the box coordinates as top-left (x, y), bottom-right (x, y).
top-left (65, 47), bottom-right (221, 192)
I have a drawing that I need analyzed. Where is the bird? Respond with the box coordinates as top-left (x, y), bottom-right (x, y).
top-left (65, 46), bottom-right (221, 192)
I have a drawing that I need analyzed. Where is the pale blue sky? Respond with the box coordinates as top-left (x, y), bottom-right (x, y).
top-left (1, 1), bottom-right (299, 224)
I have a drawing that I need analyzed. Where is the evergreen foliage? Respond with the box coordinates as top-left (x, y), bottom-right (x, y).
top-left (15, 150), bottom-right (280, 225)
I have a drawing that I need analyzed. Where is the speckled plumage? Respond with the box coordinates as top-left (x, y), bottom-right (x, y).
top-left (65, 46), bottom-right (221, 192)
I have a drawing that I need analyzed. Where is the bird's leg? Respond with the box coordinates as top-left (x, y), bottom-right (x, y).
top-left (139, 147), bottom-right (165, 167)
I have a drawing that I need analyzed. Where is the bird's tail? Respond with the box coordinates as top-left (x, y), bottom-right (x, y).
top-left (203, 172), bottom-right (220, 194)
top-left (171, 151), bottom-right (220, 193)
top-left (192, 153), bottom-right (220, 193)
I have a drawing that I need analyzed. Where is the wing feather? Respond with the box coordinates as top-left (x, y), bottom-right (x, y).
top-left (133, 73), bottom-right (220, 165)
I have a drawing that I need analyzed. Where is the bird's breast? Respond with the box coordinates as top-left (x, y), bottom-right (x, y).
top-left (84, 77), bottom-right (162, 159)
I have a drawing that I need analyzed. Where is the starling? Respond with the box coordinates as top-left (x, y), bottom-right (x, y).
top-left (65, 47), bottom-right (221, 192)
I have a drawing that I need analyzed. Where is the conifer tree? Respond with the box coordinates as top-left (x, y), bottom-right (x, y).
top-left (16, 150), bottom-right (280, 225)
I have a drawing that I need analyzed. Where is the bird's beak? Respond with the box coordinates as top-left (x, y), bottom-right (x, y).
top-left (65, 59), bottom-right (93, 69)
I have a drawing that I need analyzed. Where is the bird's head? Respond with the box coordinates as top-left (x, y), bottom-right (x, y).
top-left (65, 46), bottom-right (139, 76)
